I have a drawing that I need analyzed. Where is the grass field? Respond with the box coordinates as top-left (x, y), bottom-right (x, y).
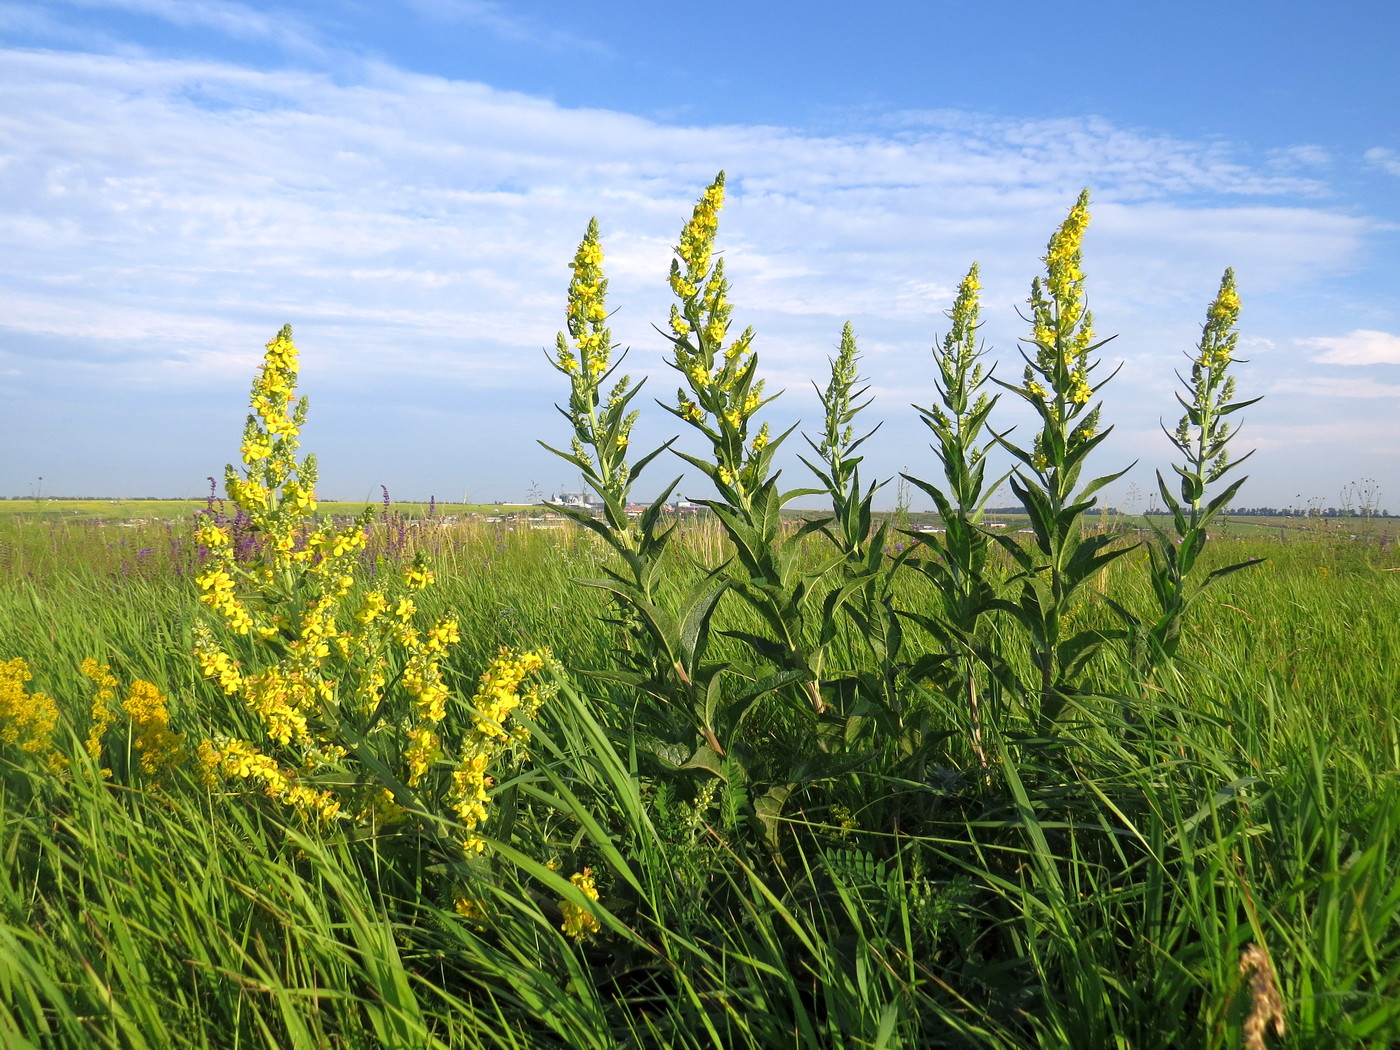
top-left (2, 508), bottom-right (1398, 1049)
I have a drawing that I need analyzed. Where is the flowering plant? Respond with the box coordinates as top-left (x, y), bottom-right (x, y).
top-left (194, 326), bottom-right (546, 853)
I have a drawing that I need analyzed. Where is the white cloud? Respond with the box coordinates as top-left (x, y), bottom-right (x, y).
top-left (39, 0), bottom-right (333, 63)
top-left (1301, 330), bottom-right (1400, 366)
top-left (1247, 418), bottom-right (1400, 455)
top-left (1268, 144), bottom-right (1331, 170)
top-left (3, 45), bottom-right (1369, 394)
top-left (1269, 376), bottom-right (1400, 399)
top-left (0, 44), bottom-right (1391, 500)
top-left (1364, 147), bottom-right (1400, 176)
top-left (55, 0), bottom-right (300, 41)
top-left (399, 0), bottom-right (612, 54)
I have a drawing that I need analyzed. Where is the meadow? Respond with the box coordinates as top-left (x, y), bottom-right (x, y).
top-left (2, 179), bottom-right (1398, 1049)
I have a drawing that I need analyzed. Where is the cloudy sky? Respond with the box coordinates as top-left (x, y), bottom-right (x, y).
top-left (2, 0), bottom-right (1397, 511)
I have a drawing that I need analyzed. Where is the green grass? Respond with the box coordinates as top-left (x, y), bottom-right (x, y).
top-left (1, 516), bottom-right (1397, 1049)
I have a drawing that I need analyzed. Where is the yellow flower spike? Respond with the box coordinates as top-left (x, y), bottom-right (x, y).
top-left (0, 658), bottom-right (62, 766)
top-left (404, 728), bottom-right (439, 786)
top-left (1029, 190), bottom-right (1094, 365)
top-left (454, 896), bottom-right (488, 929)
top-left (81, 657), bottom-right (119, 759)
top-left (560, 869), bottom-right (602, 942)
top-left (122, 679), bottom-right (186, 777)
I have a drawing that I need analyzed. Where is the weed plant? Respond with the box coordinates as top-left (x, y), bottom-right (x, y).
top-left (1, 180), bottom-right (1398, 1049)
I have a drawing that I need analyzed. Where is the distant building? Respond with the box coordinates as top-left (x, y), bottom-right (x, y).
top-left (545, 491), bottom-right (603, 509)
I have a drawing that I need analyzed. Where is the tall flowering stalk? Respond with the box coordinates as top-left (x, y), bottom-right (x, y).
top-left (905, 264), bottom-right (1004, 768)
top-left (664, 173), bottom-right (783, 506)
top-left (542, 219), bottom-right (665, 542)
top-left (193, 326), bottom-right (525, 848)
top-left (803, 323), bottom-right (883, 561)
top-left (1140, 269), bottom-right (1260, 661)
top-left (538, 217), bottom-right (726, 755)
top-left (995, 192), bottom-right (1134, 729)
top-left (663, 173), bottom-right (831, 729)
top-left (799, 324), bottom-right (912, 730)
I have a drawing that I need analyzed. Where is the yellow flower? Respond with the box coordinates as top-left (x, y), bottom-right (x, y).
top-left (455, 896), bottom-right (488, 928)
top-left (426, 619), bottom-right (460, 652)
top-left (560, 868), bottom-right (602, 942)
top-left (123, 678), bottom-right (186, 776)
top-left (356, 591), bottom-right (388, 624)
top-left (0, 658), bottom-right (62, 766)
top-left (405, 727), bottom-right (439, 786)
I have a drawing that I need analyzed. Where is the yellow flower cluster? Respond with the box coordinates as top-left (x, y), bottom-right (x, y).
top-left (1014, 191), bottom-right (1107, 475)
top-left (1028, 190), bottom-right (1095, 365)
top-left (195, 534), bottom-right (254, 635)
top-left (558, 220), bottom-right (613, 382)
top-left (454, 895), bottom-right (488, 930)
top-left (80, 659), bottom-right (185, 778)
top-left (239, 668), bottom-right (314, 746)
top-left (1068, 370), bottom-right (1092, 405)
top-left (81, 657), bottom-right (118, 759)
top-left (195, 327), bottom-right (463, 828)
top-left (550, 218), bottom-right (640, 502)
top-left (665, 174), bottom-right (772, 496)
top-left (448, 648), bottom-right (549, 854)
top-left (670, 180), bottom-right (724, 298)
top-left (0, 657), bottom-right (64, 771)
top-left (1198, 268), bottom-right (1241, 372)
top-left (199, 737), bottom-right (342, 824)
top-left (944, 264), bottom-right (984, 378)
top-left (560, 868), bottom-right (601, 942)
top-left (123, 679), bottom-right (186, 776)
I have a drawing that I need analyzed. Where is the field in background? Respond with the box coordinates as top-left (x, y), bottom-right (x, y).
top-left (6, 496), bottom-right (1397, 536)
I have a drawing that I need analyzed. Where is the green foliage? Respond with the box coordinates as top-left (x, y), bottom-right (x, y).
top-left (1136, 267), bottom-right (1264, 663)
top-left (904, 262), bottom-right (1005, 770)
top-left (987, 191), bottom-right (1135, 730)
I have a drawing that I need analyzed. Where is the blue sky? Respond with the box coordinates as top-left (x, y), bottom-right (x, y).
top-left (2, 0), bottom-right (1398, 510)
